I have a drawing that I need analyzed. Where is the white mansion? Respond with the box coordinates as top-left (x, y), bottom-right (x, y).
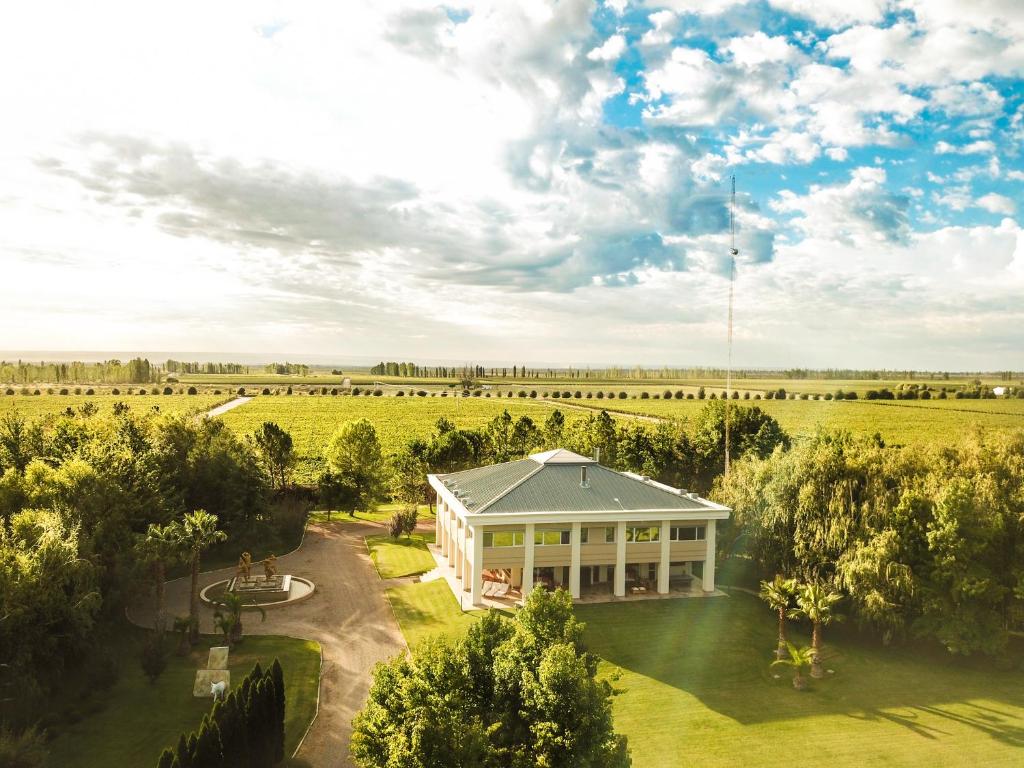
top-left (429, 449), bottom-right (731, 607)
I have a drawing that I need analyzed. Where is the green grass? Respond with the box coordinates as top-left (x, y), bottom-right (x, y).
top-left (385, 579), bottom-right (484, 648)
top-left (367, 533), bottom-right (437, 579)
top-left (218, 396), bottom-right (578, 482)
top-left (0, 393), bottom-right (228, 420)
top-left (385, 584), bottom-right (1024, 767)
top-left (47, 631), bottom-right (321, 768)
top-left (307, 502), bottom-right (437, 526)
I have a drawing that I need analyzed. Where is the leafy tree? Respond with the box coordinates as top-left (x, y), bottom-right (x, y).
top-left (352, 588), bottom-right (628, 768)
top-left (543, 409), bottom-right (566, 448)
top-left (388, 442), bottom-right (431, 512)
top-left (759, 575), bottom-right (798, 659)
top-left (141, 632), bottom-right (168, 683)
top-left (326, 419), bottom-right (384, 515)
top-left (316, 469), bottom-right (359, 520)
top-left (793, 582), bottom-right (842, 678)
top-left (168, 510), bottom-right (227, 644)
top-left (770, 642), bottom-right (816, 691)
top-left (248, 422), bottom-right (295, 491)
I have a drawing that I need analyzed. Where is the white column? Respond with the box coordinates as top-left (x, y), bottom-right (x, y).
top-left (455, 519), bottom-right (464, 579)
top-left (569, 522), bottom-right (581, 599)
top-left (658, 520), bottom-right (670, 594)
top-left (614, 520), bottom-right (626, 597)
top-left (703, 519), bottom-right (716, 593)
top-left (511, 566), bottom-right (522, 589)
top-left (523, 523), bottom-right (535, 596)
top-left (471, 526), bottom-right (483, 606)
top-left (463, 535), bottom-right (471, 592)
top-left (448, 509), bottom-right (457, 566)
top-left (438, 498), bottom-right (447, 556)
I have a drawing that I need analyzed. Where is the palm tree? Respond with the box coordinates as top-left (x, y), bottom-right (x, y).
top-left (759, 575), bottom-right (798, 660)
top-left (213, 592), bottom-right (265, 647)
top-left (168, 510), bottom-right (227, 644)
top-left (771, 642), bottom-right (816, 690)
top-left (793, 582), bottom-right (842, 679)
top-left (139, 523), bottom-right (180, 635)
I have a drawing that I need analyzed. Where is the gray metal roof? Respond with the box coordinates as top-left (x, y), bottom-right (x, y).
top-left (436, 449), bottom-right (715, 515)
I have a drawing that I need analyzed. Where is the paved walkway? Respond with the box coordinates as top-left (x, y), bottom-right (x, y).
top-left (204, 396), bottom-right (253, 418)
top-left (129, 521), bottom-right (408, 768)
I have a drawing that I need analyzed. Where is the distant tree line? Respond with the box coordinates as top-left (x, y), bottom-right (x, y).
top-left (264, 362), bottom-right (310, 376)
top-left (0, 358), bottom-right (161, 385)
top-left (166, 360), bottom-right (250, 375)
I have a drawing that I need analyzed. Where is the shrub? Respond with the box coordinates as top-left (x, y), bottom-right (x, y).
top-left (74, 387), bottom-right (82, 395)
top-left (163, 386), bottom-right (173, 395)
top-left (140, 635), bottom-right (168, 684)
top-left (698, 387), bottom-right (706, 399)
top-left (618, 391), bottom-right (627, 399)
top-left (59, 388), bottom-right (69, 395)
top-left (352, 387), bottom-right (361, 395)
top-left (138, 388), bottom-right (147, 395)
top-left (585, 391), bottom-right (593, 398)
top-left (472, 390), bottom-right (481, 397)
top-left (111, 388), bottom-right (120, 395)
top-left (237, 387), bottom-right (246, 396)
top-left (674, 390), bottom-right (684, 399)
top-left (214, 389), bottom-right (221, 395)
top-left (85, 388), bottom-right (96, 395)
top-left (824, 392), bottom-right (833, 400)
top-left (596, 391), bottom-right (604, 399)
top-left (388, 509), bottom-right (418, 539)
top-left (743, 391), bottom-right (750, 399)
top-left (32, 389), bottom-right (40, 396)
top-left (188, 386), bottom-right (199, 395)
top-left (640, 391), bottom-right (650, 399)
top-left (530, 390), bottom-right (537, 398)
top-left (373, 389), bottom-right (383, 397)
top-left (261, 388), bottom-right (271, 396)
top-left (397, 390), bottom-right (405, 396)
top-left (552, 391), bottom-right (561, 398)
top-left (518, 390), bottom-right (527, 398)
top-left (686, 393), bottom-right (694, 399)
top-left (562, 391), bottom-right (571, 398)
top-left (574, 391), bottom-right (582, 398)
top-left (418, 390), bottom-right (428, 397)
top-left (331, 388), bottom-right (338, 395)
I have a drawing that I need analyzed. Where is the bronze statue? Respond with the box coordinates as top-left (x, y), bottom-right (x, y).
top-left (236, 552), bottom-right (252, 581)
top-left (262, 554), bottom-right (277, 579)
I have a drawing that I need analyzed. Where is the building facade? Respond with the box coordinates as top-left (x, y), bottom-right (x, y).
top-left (428, 449), bottom-right (731, 607)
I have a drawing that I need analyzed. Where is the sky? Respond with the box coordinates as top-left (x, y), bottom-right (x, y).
top-left (1, 0), bottom-right (1022, 370)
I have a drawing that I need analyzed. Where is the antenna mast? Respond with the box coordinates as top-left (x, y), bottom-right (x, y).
top-left (725, 175), bottom-right (738, 477)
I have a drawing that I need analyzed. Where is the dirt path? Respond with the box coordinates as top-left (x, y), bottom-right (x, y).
top-left (204, 396), bottom-right (253, 419)
top-left (129, 521), bottom-right (407, 768)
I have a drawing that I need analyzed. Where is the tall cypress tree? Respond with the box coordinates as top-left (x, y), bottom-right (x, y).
top-left (157, 748), bottom-right (176, 768)
top-left (193, 715), bottom-right (225, 768)
top-left (214, 692), bottom-right (247, 768)
top-left (269, 659), bottom-right (286, 762)
top-left (245, 680), bottom-right (268, 768)
top-left (176, 732), bottom-right (194, 768)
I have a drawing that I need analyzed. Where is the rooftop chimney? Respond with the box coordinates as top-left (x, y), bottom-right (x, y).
top-left (580, 465), bottom-right (589, 488)
top-left (593, 446), bottom-right (601, 464)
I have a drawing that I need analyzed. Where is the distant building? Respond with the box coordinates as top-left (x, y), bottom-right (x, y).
top-left (429, 449), bottom-right (730, 606)
top-left (994, 386), bottom-right (1007, 396)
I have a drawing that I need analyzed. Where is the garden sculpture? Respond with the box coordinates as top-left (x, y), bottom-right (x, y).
top-left (236, 551), bottom-right (252, 581)
top-left (211, 680), bottom-right (227, 700)
top-left (263, 554), bottom-right (278, 579)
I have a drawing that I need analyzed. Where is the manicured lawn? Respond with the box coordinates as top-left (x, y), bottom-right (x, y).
top-left (385, 585), bottom-right (1024, 767)
top-left (47, 632), bottom-right (321, 768)
top-left (579, 592), bottom-right (1024, 767)
top-left (308, 502), bottom-right (436, 526)
top-left (367, 532), bottom-right (437, 578)
top-left (385, 579), bottom-right (484, 648)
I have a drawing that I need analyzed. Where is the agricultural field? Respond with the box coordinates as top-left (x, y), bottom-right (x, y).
top-left (570, 397), bottom-right (1024, 447)
top-left (218, 395), bottom-right (579, 482)
top-left (0, 393), bottom-right (228, 420)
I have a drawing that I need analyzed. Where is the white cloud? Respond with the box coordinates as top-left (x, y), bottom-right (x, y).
top-left (826, 147), bottom-right (849, 161)
top-left (976, 192), bottom-right (1016, 215)
top-left (769, 0), bottom-right (887, 28)
top-left (1008, 170), bottom-right (1024, 181)
top-left (727, 32), bottom-right (795, 68)
top-left (931, 82), bottom-right (1005, 116)
top-left (587, 33), bottom-right (626, 61)
top-left (935, 140), bottom-right (997, 155)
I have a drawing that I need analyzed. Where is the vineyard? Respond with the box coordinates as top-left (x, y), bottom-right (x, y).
top-left (0, 393), bottom-right (228, 420)
top-left (218, 395), bottom-right (580, 482)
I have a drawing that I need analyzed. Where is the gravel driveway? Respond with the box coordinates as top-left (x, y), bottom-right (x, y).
top-left (130, 521), bottom-right (408, 768)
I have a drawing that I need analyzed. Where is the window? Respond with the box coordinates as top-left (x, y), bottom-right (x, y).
top-left (580, 527), bottom-right (589, 544)
top-left (535, 529), bottom-right (570, 546)
top-left (483, 530), bottom-right (525, 547)
top-left (604, 526), bottom-right (616, 543)
top-left (670, 526), bottom-right (706, 541)
top-left (626, 526), bottom-right (660, 543)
